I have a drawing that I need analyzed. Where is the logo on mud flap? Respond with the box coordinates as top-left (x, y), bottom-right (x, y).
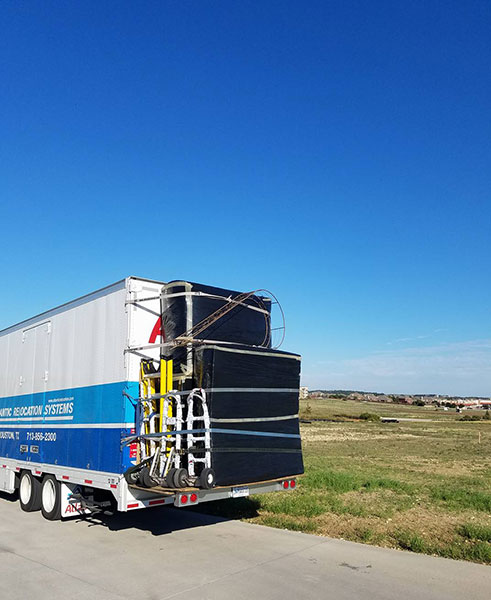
top-left (65, 485), bottom-right (83, 515)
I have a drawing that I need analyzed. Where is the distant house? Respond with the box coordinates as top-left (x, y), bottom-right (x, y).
top-left (299, 386), bottom-right (309, 399)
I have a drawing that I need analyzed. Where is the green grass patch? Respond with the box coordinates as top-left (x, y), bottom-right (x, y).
top-left (394, 530), bottom-right (428, 553)
top-left (302, 467), bottom-right (413, 495)
top-left (354, 527), bottom-right (375, 542)
top-left (393, 530), bottom-right (491, 563)
top-left (260, 514), bottom-right (319, 533)
top-left (359, 412), bottom-right (381, 422)
top-left (457, 523), bottom-right (491, 543)
top-left (302, 469), bottom-right (361, 492)
top-left (257, 489), bottom-right (355, 517)
top-left (435, 541), bottom-right (491, 563)
top-left (462, 542), bottom-right (491, 563)
top-left (361, 477), bottom-right (412, 493)
top-left (258, 491), bottom-right (327, 517)
top-left (430, 487), bottom-right (491, 512)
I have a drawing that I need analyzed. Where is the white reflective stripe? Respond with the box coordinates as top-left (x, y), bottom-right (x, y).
top-left (210, 414), bottom-right (299, 423)
top-left (0, 417), bottom-right (44, 422)
top-left (205, 387), bottom-right (298, 393)
top-left (199, 345), bottom-right (301, 360)
top-left (0, 416), bottom-right (74, 423)
top-left (0, 422), bottom-right (135, 429)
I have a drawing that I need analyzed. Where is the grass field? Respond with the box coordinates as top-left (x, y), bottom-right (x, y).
top-left (197, 398), bottom-right (491, 564)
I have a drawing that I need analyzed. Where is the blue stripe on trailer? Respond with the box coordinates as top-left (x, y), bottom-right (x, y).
top-left (0, 381), bottom-right (139, 474)
top-left (0, 426), bottom-right (129, 473)
top-left (0, 381), bottom-right (138, 426)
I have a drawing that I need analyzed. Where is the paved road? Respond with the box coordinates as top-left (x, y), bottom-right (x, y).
top-left (0, 492), bottom-right (489, 600)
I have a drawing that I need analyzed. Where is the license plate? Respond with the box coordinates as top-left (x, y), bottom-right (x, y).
top-left (231, 486), bottom-right (250, 498)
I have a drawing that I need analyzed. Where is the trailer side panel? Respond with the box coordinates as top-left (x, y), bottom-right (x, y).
top-left (0, 283), bottom-right (134, 474)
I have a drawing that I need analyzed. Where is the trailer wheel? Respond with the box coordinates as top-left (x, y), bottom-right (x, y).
top-left (199, 468), bottom-right (216, 489)
top-left (19, 471), bottom-right (42, 512)
top-left (40, 475), bottom-right (61, 520)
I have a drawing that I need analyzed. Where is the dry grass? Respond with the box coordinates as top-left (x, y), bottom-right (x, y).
top-left (197, 398), bottom-right (491, 564)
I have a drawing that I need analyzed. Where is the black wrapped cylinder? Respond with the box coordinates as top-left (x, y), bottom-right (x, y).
top-left (161, 281), bottom-right (271, 348)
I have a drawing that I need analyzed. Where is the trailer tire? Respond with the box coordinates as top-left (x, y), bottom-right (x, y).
top-left (165, 468), bottom-right (177, 488)
top-left (139, 466), bottom-right (158, 488)
top-left (125, 468), bottom-right (140, 485)
top-left (41, 475), bottom-right (61, 520)
top-left (199, 468), bottom-right (216, 489)
top-left (19, 471), bottom-right (42, 512)
top-left (172, 468), bottom-right (188, 488)
top-left (124, 458), bottom-right (151, 485)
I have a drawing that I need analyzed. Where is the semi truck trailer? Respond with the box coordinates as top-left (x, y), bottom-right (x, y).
top-left (0, 277), bottom-right (303, 520)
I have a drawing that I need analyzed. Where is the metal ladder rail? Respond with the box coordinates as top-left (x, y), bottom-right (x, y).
top-left (139, 359), bottom-right (174, 466)
top-left (186, 389), bottom-right (211, 477)
top-left (158, 391), bottom-right (185, 475)
top-left (139, 363), bottom-right (153, 460)
top-left (174, 397), bottom-right (184, 469)
top-left (134, 383), bottom-right (213, 479)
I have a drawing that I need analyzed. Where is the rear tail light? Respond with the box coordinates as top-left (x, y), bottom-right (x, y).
top-left (283, 481), bottom-right (289, 489)
top-left (190, 493), bottom-right (198, 503)
top-left (290, 480), bottom-right (296, 488)
top-left (181, 494), bottom-right (188, 504)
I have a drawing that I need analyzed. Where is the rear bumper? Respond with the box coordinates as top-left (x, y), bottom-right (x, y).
top-left (125, 476), bottom-right (299, 511)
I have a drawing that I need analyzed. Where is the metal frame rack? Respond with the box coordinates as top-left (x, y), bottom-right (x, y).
top-left (127, 373), bottom-right (213, 488)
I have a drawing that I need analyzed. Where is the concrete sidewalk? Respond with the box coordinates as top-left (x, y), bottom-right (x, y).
top-left (0, 493), bottom-right (489, 600)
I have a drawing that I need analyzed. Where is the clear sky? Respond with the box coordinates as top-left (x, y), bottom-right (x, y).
top-left (1, 2), bottom-right (490, 396)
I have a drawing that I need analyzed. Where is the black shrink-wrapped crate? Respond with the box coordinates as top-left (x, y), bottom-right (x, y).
top-left (193, 344), bottom-right (304, 486)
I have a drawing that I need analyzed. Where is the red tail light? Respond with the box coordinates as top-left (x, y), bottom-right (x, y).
top-left (190, 493), bottom-right (198, 503)
top-left (290, 480), bottom-right (296, 488)
top-left (283, 481), bottom-right (289, 489)
top-left (181, 494), bottom-right (188, 504)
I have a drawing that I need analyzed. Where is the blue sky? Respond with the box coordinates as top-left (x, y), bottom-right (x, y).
top-left (1, 1), bottom-right (490, 396)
